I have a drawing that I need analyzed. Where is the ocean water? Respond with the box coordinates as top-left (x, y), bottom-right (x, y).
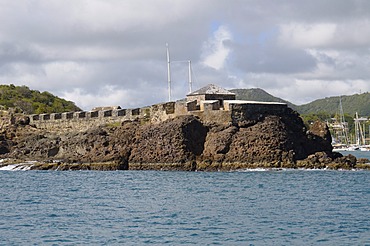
top-left (338, 150), bottom-right (370, 160)
top-left (0, 170), bottom-right (369, 245)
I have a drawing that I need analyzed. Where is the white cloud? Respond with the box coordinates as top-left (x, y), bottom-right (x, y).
top-left (201, 25), bottom-right (233, 70)
top-left (279, 19), bottom-right (370, 50)
top-left (62, 86), bottom-right (138, 111)
top-left (252, 77), bottom-right (370, 105)
top-left (1, 0), bottom-right (370, 109)
top-left (333, 19), bottom-right (370, 48)
top-left (279, 23), bottom-right (337, 48)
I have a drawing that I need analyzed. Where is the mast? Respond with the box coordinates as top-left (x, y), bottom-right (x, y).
top-left (364, 123), bottom-right (366, 145)
top-left (355, 112), bottom-right (360, 146)
top-left (339, 97), bottom-right (349, 145)
top-left (166, 44), bottom-right (193, 97)
top-left (166, 43), bottom-right (171, 102)
top-left (354, 112), bottom-right (366, 146)
top-left (188, 60), bottom-right (192, 93)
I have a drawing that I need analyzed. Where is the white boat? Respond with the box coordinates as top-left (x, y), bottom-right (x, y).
top-left (332, 144), bottom-right (356, 152)
top-left (359, 146), bottom-right (370, 151)
top-left (331, 103), bottom-right (369, 152)
top-left (331, 98), bottom-right (350, 150)
top-left (353, 112), bottom-right (369, 151)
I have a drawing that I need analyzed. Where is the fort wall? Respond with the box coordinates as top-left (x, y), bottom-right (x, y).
top-left (28, 100), bottom-right (288, 132)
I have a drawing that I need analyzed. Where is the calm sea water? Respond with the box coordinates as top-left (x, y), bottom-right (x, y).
top-left (338, 150), bottom-right (370, 160)
top-left (0, 170), bottom-right (369, 245)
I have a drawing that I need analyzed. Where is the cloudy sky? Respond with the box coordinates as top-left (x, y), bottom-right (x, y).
top-left (1, 0), bottom-right (370, 110)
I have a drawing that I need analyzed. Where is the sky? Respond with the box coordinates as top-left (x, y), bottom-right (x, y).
top-left (1, 0), bottom-right (370, 110)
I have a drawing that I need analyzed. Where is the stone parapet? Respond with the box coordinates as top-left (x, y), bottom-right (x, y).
top-left (28, 100), bottom-right (290, 132)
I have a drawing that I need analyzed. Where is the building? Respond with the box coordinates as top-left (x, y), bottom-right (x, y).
top-left (186, 84), bottom-right (236, 110)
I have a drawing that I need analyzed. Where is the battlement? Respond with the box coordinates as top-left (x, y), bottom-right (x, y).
top-left (28, 100), bottom-right (288, 132)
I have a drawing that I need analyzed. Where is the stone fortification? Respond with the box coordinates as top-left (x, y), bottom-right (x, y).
top-left (27, 83), bottom-right (289, 132)
top-left (4, 84), bottom-right (365, 171)
top-left (28, 100), bottom-right (288, 132)
top-left (2, 104), bottom-right (361, 171)
top-left (29, 102), bottom-right (177, 132)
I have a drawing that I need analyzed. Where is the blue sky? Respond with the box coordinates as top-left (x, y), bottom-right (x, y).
top-left (0, 0), bottom-right (370, 110)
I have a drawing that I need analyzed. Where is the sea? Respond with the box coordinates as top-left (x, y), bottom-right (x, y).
top-left (0, 166), bottom-right (369, 246)
top-left (337, 150), bottom-right (370, 160)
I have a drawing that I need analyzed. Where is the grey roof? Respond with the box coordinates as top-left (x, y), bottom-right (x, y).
top-left (187, 84), bottom-right (235, 96)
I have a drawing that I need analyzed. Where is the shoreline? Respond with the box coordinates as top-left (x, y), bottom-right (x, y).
top-left (1, 159), bottom-right (370, 171)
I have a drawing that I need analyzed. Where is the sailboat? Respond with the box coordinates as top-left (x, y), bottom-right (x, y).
top-left (354, 112), bottom-right (370, 151)
top-left (331, 96), bottom-right (370, 152)
top-left (332, 98), bottom-right (351, 151)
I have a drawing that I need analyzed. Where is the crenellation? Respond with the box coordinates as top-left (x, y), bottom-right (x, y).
top-left (164, 102), bottom-right (175, 114)
top-left (88, 111), bottom-right (99, 118)
top-left (31, 114), bottom-right (39, 121)
top-left (132, 108), bottom-right (140, 116)
top-left (51, 113), bottom-right (62, 120)
top-left (27, 84), bottom-right (289, 132)
top-left (28, 100), bottom-right (289, 132)
top-left (40, 114), bottom-right (50, 121)
top-left (62, 112), bottom-right (74, 120)
top-left (186, 100), bottom-right (197, 111)
top-left (116, 109), bottom-right (126, 117)
top-left (75, 111), bottom-right (86, 119)
top-left (125, 109), bottom-right (133, 118)
top-left (200, 100), bottom-right (220, 111)
top-left (99, 110), bottom-right (112, 118)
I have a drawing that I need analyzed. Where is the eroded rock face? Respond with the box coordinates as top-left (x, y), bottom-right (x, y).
top-left (0, 111), bottom-right (361, 171)
top-left (129, 116), bottom-right (207, 170)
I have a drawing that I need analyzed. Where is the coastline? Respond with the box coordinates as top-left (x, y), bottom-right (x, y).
top-left (1, 158), bottom-right (369, 171)
top-left (1, 98), bottom-right (367, 171)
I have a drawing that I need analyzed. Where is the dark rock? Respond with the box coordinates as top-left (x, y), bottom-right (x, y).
top-left (0, 108), bottom-right (364, 171)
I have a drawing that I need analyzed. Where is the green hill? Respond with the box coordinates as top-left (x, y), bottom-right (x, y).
top-left (298, 93), bottom-right (370, 117)
top-left (0, 84), bottom-right (81, 114)
top-left (230, 88), bottom-right (298, 111)
top-left (231, 88), bottom-right (370, 117)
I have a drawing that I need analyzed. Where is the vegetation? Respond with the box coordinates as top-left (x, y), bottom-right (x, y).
top-left (0, 84), bottom-right (81, 114)
top-left (300, 112), bottom-right (331, 127)
top-left (300, 112), bottom-right (355, 132)
top-left (232, 88), bottom-right (370, 117)
top-left (298, 93), bottom-right (370, 116)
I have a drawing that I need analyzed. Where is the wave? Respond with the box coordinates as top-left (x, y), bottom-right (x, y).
top-left (234, 168), bottom-right (289, 172)
top-left (0, 161), bottom-right (36, 171)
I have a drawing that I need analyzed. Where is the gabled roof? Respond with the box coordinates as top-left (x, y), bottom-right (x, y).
top-left (187, 84), bottom-right (235, 96)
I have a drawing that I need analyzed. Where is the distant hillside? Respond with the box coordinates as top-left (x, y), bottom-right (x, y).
top-left (230, 88), bottom-right (370, 117)
top-left (0, 84), bottom-right (81, 114)
top-left (297, 93), bottom-right (370, 117)
top-left (230, 88), bottom-right (298, 110)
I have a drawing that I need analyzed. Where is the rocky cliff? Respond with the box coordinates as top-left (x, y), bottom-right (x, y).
top-left (0, 108), bottom-right (365, 171)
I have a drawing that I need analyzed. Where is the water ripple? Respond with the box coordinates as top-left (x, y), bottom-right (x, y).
top-left (0, 170), bottom-right (369, 245)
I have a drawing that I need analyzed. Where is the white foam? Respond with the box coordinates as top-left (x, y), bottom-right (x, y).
top-left (0, 162), bottom-right (34, 171)
top-left (235, 168), bottom-right (288, 172)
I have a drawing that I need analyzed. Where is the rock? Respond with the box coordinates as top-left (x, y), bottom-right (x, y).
top-left (129, 115), bottom-right (207, 170)
top-left (357, 158), bottom-right (369, 164)
top-left (0, 108), bottom-right (363, 171)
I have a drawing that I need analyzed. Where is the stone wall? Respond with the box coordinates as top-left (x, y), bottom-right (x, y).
top-left (28, 100), bottom-right (288, 132)
top-left (227, 101), bottom-right (288, 123)
top-left (30, 108), bottom-right (140, 132)
top-left (29, 102), bottom-right (180, 132)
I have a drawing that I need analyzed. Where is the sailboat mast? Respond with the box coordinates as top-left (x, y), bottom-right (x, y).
top-left (355, 112), bottom-right (360, 146)
top-left (364, 123), bottom-right (366, 145)
top-left (166, 43), bottom-right (171, 102)
top-left (354, 112), bottom-right (366, 146)
top-left (339, 97), bottom-right (349, 145)
top-left (188, 60), bottom-right (192, 93)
